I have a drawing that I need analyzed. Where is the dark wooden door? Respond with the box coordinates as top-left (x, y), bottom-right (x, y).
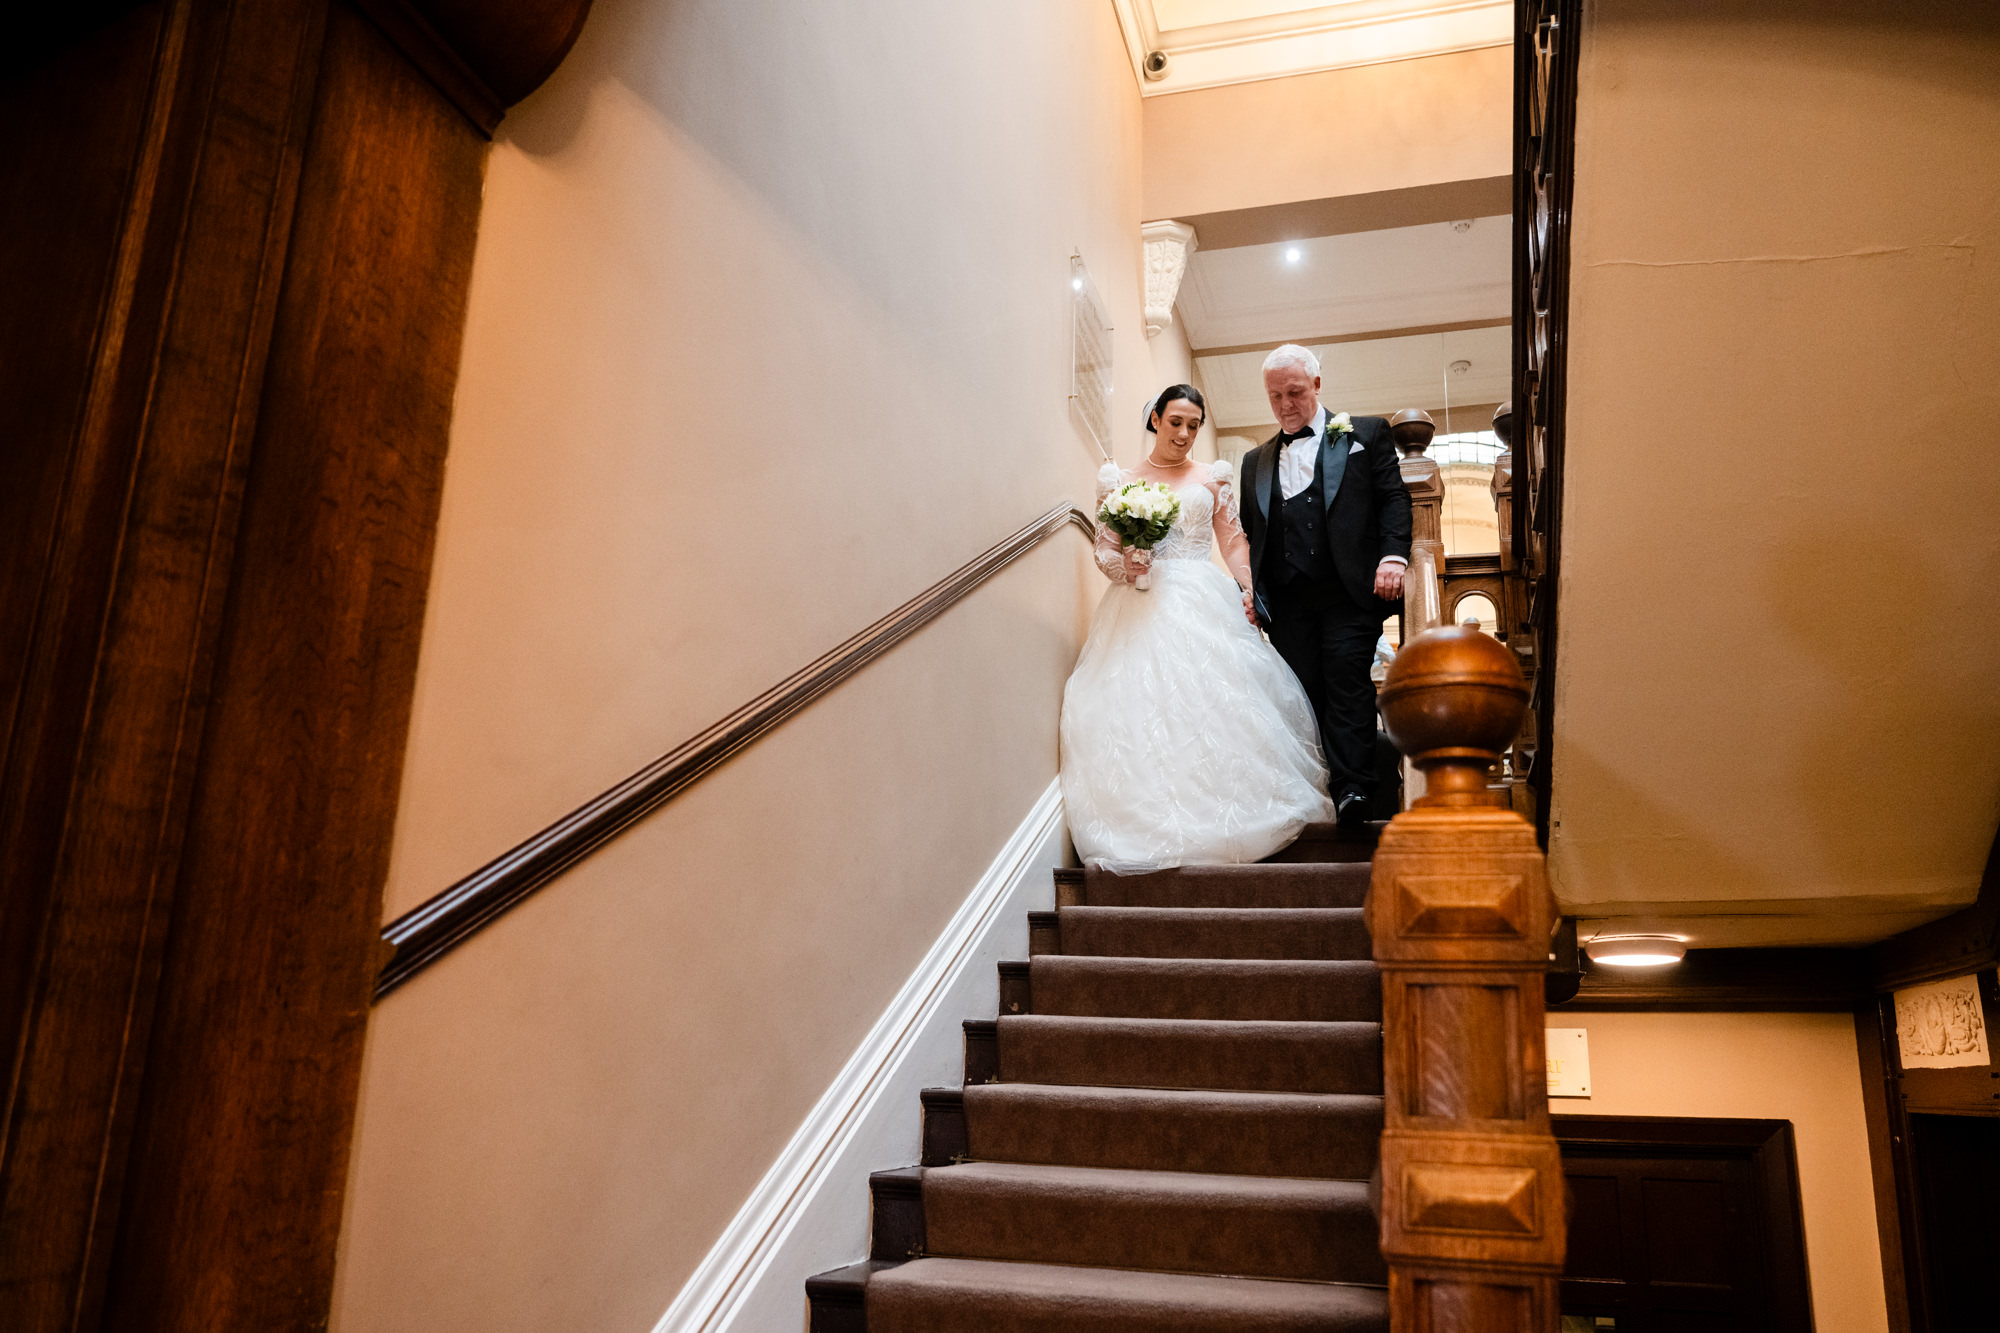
top-left (1554, 1115), bottom-right (1814, 1333)
top-left (1908, 1113), bottom-right (2000, 1329)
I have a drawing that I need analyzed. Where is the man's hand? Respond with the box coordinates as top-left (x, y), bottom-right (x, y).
top-left (1241, 587), bottom-right (1259, 627)
top-left (1373, 560), bottom-right (1405, 601)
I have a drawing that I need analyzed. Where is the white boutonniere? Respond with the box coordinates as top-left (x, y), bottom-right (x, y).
top-left (1328, 412), bottom-right (1354, 436)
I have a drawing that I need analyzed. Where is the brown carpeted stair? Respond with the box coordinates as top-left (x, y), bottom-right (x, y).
top-left (807, 822), bottom-right (1388, 1332)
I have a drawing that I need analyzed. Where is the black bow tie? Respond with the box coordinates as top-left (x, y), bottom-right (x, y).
top-left (1279, 424), bottom-right (1317, 444)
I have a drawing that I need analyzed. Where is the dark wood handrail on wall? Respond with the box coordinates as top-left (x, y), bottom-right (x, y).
top-left (375, 503), bottom-right (1095, 998)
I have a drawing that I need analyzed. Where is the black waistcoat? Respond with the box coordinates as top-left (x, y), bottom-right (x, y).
top-left (1272, 458), bottom-right (1337, 585)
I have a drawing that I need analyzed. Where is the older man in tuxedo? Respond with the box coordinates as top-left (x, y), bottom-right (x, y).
top-left (1237, 344), bottom-right (1412, 825)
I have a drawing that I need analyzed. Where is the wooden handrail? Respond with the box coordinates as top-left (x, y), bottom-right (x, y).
top-left (374, 503), bottom-right (1095, 998)
top-left (1371, 624), bottom-right (1566, 1326)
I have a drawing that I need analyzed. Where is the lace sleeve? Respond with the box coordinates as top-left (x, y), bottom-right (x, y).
top-left (1093, 463), bottom-right (1130, 583)
top-left (1209, 459), bottom-right (1252, 590)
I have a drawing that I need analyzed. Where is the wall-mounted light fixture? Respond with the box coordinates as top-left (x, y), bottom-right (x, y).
top-left (1284, 246), bottom-right (1301, 264)
top-left (1584, 934), bottom-right (1686, 967)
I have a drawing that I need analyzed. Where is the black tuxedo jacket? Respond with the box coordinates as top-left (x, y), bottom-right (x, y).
top-left (1239, 413), bottom-right (1413, 623)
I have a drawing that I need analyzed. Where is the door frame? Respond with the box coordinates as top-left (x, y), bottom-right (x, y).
top-left (1552, 1114), bottom-right (1815, 1332)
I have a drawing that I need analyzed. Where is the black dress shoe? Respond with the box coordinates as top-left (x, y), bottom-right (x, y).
top-left (1335, 789), bottom-right (1371, 827)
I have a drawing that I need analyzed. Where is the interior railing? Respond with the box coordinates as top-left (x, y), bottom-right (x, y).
top-left (374, 502), bottom-right (1094, 998)
top-left (1517, 0), bottom-right (1582, 841)
top-left (1390, 402), bottom-right (1536, 807)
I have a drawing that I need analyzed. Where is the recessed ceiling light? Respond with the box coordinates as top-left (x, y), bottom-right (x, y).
top-left (1584, 935), bottom-right (1687, 967)
top-left (1284, 247), bottom-right (1301, 264)
top-left (1071, 277), bottom-right (1083, 290)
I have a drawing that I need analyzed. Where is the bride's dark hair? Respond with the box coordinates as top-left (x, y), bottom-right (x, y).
top-left (1145, 383), bottom-right (1206, 431)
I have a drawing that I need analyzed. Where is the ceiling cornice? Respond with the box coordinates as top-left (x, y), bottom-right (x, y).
top-left (1111, 0), bottom-right (1510, 97)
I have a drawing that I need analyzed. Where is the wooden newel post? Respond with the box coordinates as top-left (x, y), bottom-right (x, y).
top-left (1390, 407), bottom-right (1444, 564)
top-left (1369, 625), bottom-right (1565, 1329)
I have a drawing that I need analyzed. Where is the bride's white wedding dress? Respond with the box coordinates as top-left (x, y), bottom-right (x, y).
top-left (1060, 460), bottom-right (1335, 868)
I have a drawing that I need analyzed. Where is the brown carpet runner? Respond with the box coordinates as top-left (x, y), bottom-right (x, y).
top-left (807, 824), bottom-right (1388, 1331)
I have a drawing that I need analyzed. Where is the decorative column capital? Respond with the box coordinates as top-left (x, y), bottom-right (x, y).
top-left (1141, 220), bottom-right (1199, 339)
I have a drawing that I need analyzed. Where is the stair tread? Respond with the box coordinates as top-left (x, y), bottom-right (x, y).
top-left (1058, 905), bottom-right (1364, 917)
top-left (1029, 956), bottom-right (1381, 1022)
top-left (867, 1257), bottom-right (1388, 1329)
top-left (1264, 823), bottom-right (1385, 864)
top-left (998, 1015), bottom-right (1380, 1037)
top-left (1066, 864), bottom-right (1370, 910)
top-left (1099, 861), bottom-right (1370, 873)
top-left (1053, 906), bottom-right (1370, 961)
top-left (993, 1015), bottom-right (1382, 1095)
top-left (1037, 956), bottom-right (1376, 969)
top-left (961, 1082), bottom-right (1383, 1179)
top-left (966, 1081), bottom-right (1383, 1117)
top-left (926, 1159), bottom-right (1369, 1206)
top-left (920, 1162), bottom-right (1380, 1285)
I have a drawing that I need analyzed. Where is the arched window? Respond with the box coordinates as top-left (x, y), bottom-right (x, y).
top-left (1452, 592), bottom-right (1499, 635)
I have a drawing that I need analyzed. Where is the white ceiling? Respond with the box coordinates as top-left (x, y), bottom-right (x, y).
top-left (1178, 214), bottom-right (1511, 350)
top-left (1111, 0), bottom-right (1511, 96)
top-left (1199, 323), bottom-right (1510, 432)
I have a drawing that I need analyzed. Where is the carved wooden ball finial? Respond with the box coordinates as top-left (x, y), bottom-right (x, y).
top-left (1378, 624), bottom-right (1528, 806)
top-left (1492, 400), bottom-right (1514, 450)
top-left (1388, 407), bottom-right (1436, 459)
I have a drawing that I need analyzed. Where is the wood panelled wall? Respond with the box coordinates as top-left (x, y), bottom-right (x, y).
top-left (0, 2), bottom-right (587, 1328)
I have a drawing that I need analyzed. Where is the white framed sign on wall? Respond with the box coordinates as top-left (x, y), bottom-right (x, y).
top-left (1546, 1026), bottom-right (1592, 1098)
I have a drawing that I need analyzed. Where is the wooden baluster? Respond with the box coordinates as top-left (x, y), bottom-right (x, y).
top-left (1370, 625), bottom-right (1565, 1331)
top-left (1489, 400), bottom-right (1538, 796)
top-left (1392, 408), bottom-right (1446, 645)
top-left (1391, 407), bottom-right (1444, 569)
top-left (1489, 399), bottom-right (1533, 785)
top-left (1490, 401), bottom-right (1515, 575)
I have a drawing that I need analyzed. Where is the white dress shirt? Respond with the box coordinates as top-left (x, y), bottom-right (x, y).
top-left (1275, 406), bottom-right (1407, 568)
top-left (1277, 406), bottom-right (1328, 500)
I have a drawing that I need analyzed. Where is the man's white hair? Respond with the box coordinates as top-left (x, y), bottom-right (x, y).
top-left (1262, 343), bottom-right (1320, 378)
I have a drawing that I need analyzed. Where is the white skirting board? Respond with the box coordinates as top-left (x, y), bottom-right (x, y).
top-left (649, 778), bottom-right (1067, 1333)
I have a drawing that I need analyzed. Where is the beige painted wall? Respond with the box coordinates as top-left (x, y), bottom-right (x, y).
top-left (1552, 1011), bottom-right (1887, 1332)
top-left (331, 1), bottom-right (1149, 1329)
top-left (1146, 317), bottom-right (1220, 463)
top-left (1141, 46), bottom-right (1512, 220)
top-left (1551, 1), bottom-right (2000, 946)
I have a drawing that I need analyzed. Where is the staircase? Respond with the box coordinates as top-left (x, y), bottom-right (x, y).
top-left (807, 823), bottom-right (1390, 1331)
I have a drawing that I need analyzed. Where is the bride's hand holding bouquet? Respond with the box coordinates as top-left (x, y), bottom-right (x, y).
top-left (1098, 480), bottom-right (1181, 590)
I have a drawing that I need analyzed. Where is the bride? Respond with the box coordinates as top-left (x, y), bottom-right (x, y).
top-left (1060, 384), bottom-right (1335, 868)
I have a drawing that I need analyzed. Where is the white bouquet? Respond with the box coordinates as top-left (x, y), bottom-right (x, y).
top-left (1098, 480), bottom-right (1181, 590)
